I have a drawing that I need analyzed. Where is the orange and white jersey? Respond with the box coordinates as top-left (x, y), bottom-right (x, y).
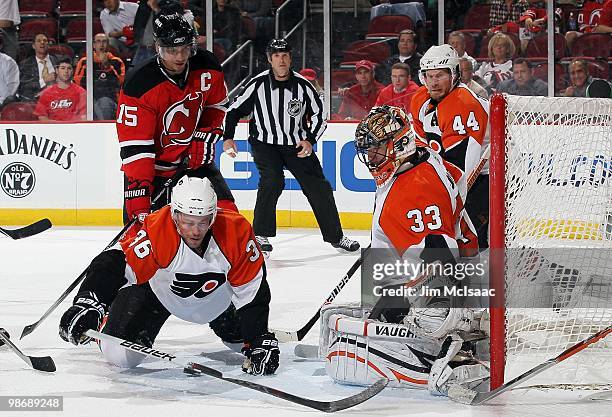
top-left (372, 150), bottom-right (461, 259)
top-left (410, 84), bottom-right (489, 198)
top-left (119, 206), bottom-right (264, 324)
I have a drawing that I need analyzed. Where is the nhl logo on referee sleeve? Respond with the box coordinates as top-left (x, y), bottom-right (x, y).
top-left (287, 99), bottom-right (302, 117)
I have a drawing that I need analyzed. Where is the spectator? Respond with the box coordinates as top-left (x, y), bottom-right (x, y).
top-left (447, 31), bottom-right (477, 71)
top-left (34, 58), bottom-right (86, 121)
top-left (586, 78), bottom-right (612, 98)
top-left (459, 58), bottom-right (488, 99)
top-left (299, 68), bottom-right (323, 97)
top-left (0, 0), bottom-right (19, 61)
top-left (488, 0), bottom-right (530, 29)
top-left (237, 0), bottom-right (274, 52)
top-left (212, 0), bottom-right (242, 53)
top-left (100, 0), bottom-right (139, 55)
top-left (474, 32), bottom-right (515, 92)
top-left (497, 58), bottom-right (548, 96)
top-left (562, 59), bottom-right (593, 97)
top-left (0, 38), bottom-right (19, 106)
top-left (132, 0), bottom-right (195, 67)
top-left (376, 29), bottom-right (422, 85)
top-left (337, 60), bottom-right (384, 120)
top-left (74, 33), bottom-right (126, 120)
top-left (566, 0), bottom-right (612, 48)
top-left (18, 34), bottom-right (62, 101)
top-left (374, 62), bottom-right (419, 113)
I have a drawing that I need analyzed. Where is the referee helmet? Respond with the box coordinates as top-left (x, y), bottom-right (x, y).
top-left (266, 38), bottom-right (292, 56)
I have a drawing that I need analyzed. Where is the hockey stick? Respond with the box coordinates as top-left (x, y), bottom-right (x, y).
top-left (85, 330), bottom-right (387, 413)
top-left (0, 329), bottom-right (56, 372)
top-left (0, 218), bottom-right (52, 240)
top-left (20, 171), bottom-right (183, 340)
top-left (272, 250), bottom-right (367, 342)
top-left (448, 324), bottom-right (612, 405)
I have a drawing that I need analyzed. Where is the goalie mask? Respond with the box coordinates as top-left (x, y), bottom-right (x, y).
top-left (419, 44), bottom-right (460, 89)
top-left (354, 106), bottom-right (417, 187)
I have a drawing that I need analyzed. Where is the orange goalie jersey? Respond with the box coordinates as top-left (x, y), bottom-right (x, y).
top-left (372, 149), bottom-right (461, 258)
top-left (410, 84), bottom-right (488, 193)
top-left (119, 206), bottom-right (264, 324)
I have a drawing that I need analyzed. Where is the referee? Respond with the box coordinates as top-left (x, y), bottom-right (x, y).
top-left (223, 38), bottom-right (359, 254)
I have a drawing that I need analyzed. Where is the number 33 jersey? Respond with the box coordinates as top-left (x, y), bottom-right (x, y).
top-left (372, 149), bottom-right (462, 259)
top-left (119, 206), bottom-right (265, 324)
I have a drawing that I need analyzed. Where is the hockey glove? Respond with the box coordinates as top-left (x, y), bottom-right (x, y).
top-left (59, 292), bottom-right (107, 346)
top-left (189, 127), bottom-right (223, 170)
top-left (241, 332), bottom-right (280, 376)
top-left (125, 179), bottom-right (153, 223)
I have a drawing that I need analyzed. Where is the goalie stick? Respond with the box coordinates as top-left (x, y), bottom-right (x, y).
top-left (0, 218), bottom-right (52, 240)
top-left (0, 329), bottom-right (55, 372)
top-left (448, 324), bottom-right (612, 405)
top-left (272, 144), bottom-right (491, 343)
top-left (85, 330), bottom-right (387, 413)
top-left (20, 169), bottom-right (185, 340)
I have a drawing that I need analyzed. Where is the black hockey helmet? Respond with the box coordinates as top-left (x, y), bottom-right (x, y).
top-left (153, 13), bottom-right (196, 48)
top-left (266, 38), bottom-right (292, 56)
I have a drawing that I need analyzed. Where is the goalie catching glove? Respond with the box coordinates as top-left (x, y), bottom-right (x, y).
top-left (241, 332), bottom-right (280, 375)
top-left (189, 127), bottom-right (223, 170)
top-left (59, 291), bottom-right (107, 345)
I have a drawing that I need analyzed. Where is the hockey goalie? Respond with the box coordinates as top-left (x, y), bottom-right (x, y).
top-left (319, 106), bottom-right (489, 397)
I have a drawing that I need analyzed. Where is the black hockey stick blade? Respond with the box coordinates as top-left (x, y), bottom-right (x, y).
top-left (0, 331), bottom-right (55, 372)
top-left (185, 362), bottom-right (388, 413)
top-left (0, 218), bottom-right (52, 240)
top-left (449, 324), bottom-right (612, 405)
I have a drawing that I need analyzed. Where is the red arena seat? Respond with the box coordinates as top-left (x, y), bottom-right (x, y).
top-left (341, 40), bottom-right (390, 64)
top-left (0, 103), bottom-right (38, 121)
top-left (18, 18), bottom-right (59, 43)
top-left (367, 15), bottom-right (415, 36)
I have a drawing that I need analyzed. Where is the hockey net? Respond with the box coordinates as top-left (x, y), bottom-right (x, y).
top-left (489, 94), bottom-right (612, 390)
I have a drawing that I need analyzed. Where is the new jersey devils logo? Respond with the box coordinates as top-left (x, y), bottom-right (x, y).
top-left (160, 92), bottom-right (203, 147)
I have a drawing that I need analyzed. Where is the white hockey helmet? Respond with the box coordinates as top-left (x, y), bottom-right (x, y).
top-left (418, 44), bottom-right (461, 87)
top-left (171, 175), bottom-right (217, 221)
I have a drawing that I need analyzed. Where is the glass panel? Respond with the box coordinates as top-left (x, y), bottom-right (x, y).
top-left (326, 0), bottom-right (432, 120)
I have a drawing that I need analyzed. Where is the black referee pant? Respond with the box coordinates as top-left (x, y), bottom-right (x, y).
top-left (249, 138), bottom-right (343, 243)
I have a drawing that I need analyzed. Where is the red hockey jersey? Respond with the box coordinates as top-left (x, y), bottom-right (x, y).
top-left (116, 50), bottom-right (228, 188)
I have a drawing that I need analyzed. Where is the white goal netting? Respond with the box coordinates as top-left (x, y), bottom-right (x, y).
top-left (497, 95), bottom-right (612, 388)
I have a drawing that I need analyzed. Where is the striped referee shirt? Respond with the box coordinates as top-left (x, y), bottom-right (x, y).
top-left (224, 70), bottom-right (327, 146)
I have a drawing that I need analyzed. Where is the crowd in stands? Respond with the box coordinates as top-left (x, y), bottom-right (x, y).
top-left (0, 0), bottom-right (610, 122)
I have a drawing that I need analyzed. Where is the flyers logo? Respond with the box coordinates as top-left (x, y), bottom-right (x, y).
top-left (170, 272), bottom-right (226, 299)
top-left (160, 92), bottom-right (203, 147)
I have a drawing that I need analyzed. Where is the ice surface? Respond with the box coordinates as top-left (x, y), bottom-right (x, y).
top-left (1, 228), bottom-right (610, 417)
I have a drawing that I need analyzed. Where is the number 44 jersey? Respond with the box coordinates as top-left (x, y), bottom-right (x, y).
top-left (119, 206), bottom-right (265, 325)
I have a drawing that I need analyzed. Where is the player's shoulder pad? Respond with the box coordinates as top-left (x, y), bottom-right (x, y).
top-left (444, 85), bottom-right (487, 109)
top-left (410, 85), bottom-right (430, 105)
top-left (122, 58), bottom-right (166, 98)
top-left (139, 206), bottom-right (181, 267)
top-left (212, 209), bottom-right (253, 242)
top-left (190, 48), bottom-right (222, 73)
